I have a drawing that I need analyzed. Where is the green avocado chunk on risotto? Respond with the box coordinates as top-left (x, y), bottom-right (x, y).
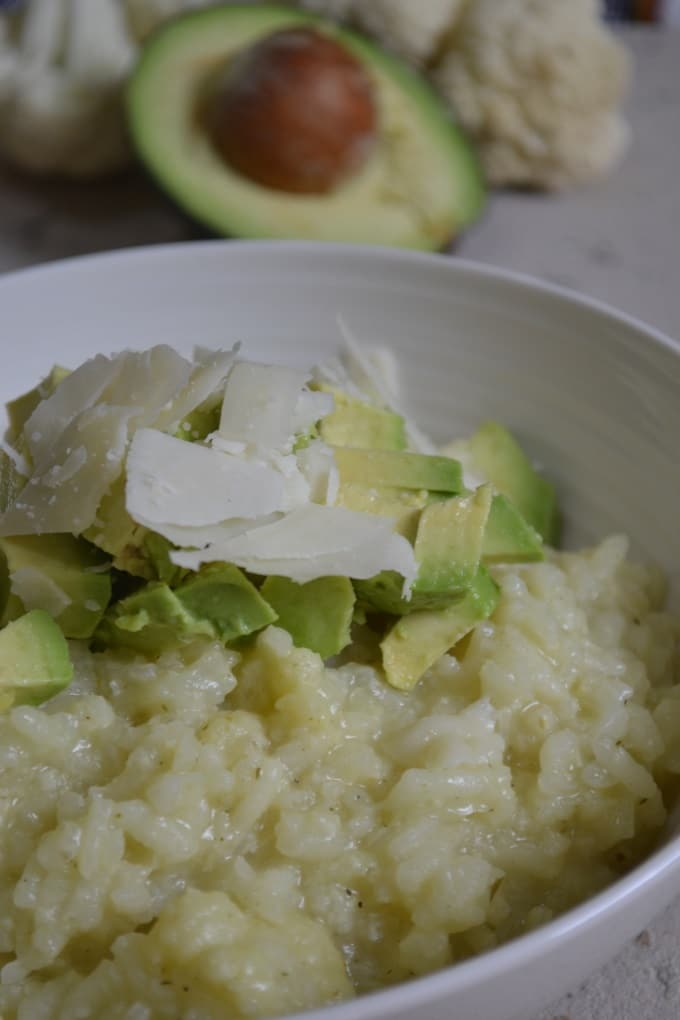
top-left (0, 342), bottom-right (678, 1018)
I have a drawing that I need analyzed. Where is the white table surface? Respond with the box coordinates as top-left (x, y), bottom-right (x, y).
top-left (1, 24), bottom-right (679, 1020)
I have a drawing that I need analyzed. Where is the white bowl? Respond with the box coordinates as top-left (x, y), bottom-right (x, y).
top-left (2, 240), bottom-right (680, 1020)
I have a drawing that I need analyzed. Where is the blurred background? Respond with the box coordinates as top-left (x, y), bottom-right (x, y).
top-left (0, 1), bottom-right (678, 336)
top-left (0, 3), bottom-right (678, 1019)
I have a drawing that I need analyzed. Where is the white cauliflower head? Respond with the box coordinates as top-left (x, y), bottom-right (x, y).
top-left (298, 0), bottom-right (467, 66)
top-left (0, 0), bottom-right (135, 177)
top-left (434, 0), bottom-right (632, 190)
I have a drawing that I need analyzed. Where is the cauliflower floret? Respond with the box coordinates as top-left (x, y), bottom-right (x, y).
top-left (354, 0), bottom-right (467, 66)
top-left (433, 0), bottom-right (631, 190)
top-left (0, 0), bottom-right (135, 177)
top-left (299, 0), bottom-right (466, 66)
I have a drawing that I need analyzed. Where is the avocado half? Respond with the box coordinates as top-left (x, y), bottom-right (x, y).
top-left (126, 4), bottom-right (485, 250)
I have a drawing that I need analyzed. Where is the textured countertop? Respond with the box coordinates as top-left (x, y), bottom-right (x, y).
top-left (1, 24), bottom-right (679, 1020)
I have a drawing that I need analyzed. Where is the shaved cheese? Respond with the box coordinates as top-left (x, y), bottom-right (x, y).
top-left (0, 404), bottom-right (132, 536)
top-left (296, 441), bottom-right (339, 506)
top-left (126, 429), bottom-right (285, 528)
top-left (153, 347), bottom-right (237, 433)
top-left (24, 352), bottom-right (119, 464)
top-left (10, 567), bottom-right (72, 618)
top-left (171, 504), bottom-right (418, 584)
top-left (292, 389), bottom-right (334, 437)
top-left (102, 346), bottom-right (192, 429)
top-left (218, 362), bottom-right (309, 452)
top-left (136, 514), bottom-right (282, 549)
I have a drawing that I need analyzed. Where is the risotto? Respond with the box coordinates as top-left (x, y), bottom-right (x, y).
top-left (1, 534), bottom-right (680, 1018)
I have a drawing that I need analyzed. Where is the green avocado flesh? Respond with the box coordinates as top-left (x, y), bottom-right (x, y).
top-left (95, 564), bottom-right (277, 655)
top-left (318, 390), bottom-right (407, 450)
top-left (0, 535), bottom-right (111, 638)
top-left (380, 568), bottom-right (499, 692)
top-left (467, 423), bottom-right (560, 545)
top-left (261, 576), bottom-right (355, 659)
top-left (126, 4), bottom-right (485, 249)
top-left (0, 610), bottom-right (73, 712)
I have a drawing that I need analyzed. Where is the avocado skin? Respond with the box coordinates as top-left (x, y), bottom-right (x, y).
top-left (380, 567), bottom-right (498, 691)
top-left (0, 534), bottom-right (112, 639)
top-left (0, 609), bottom-right (74, 712)
top-left (261, 575), bottom-right (355, 659)
top-left (96, 564), bottom-right (277, 654)
top-left (126, 5), bottom-right (485, 250)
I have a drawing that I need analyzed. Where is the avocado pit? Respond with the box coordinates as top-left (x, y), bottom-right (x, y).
top-left (209, 27), bottom-right (378, 195)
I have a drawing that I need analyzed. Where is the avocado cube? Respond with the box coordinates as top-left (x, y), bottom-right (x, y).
top-left (0, 534), bottom-right (112, 639)
top-left (355, 485), bottom-right (492, 616)
top-left (176, 564), bottom-right (277, 643)
top-left (467, 422), bottom-right (559, 544)
top-left (0, 609), bottom-right (74, 712)
top-left (261, 575), bottom-right (355, 659)
top-left (333, 447), bottom-right (463, 493)
top-left (482, 494), bottom-right (544, 563)
top-left (380, 568), bottom-right (499, 691)
top-left (319, 388), bottom-right (407, 451)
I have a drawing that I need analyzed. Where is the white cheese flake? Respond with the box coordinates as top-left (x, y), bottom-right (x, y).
top-left (218, 362), bottom-right (309, 453)
top-left (296, 441), bottom-right (339, 506)
top-left (171, 504), bottom-right (418, 584)
top-left (153, 347), bottom-right (237, 433)
top-left (125, 429), bottom-right (286, 529)
top-left (24, 352), bottom-right (119, 464)
top-left (0, 404), bottom-right (133, 536)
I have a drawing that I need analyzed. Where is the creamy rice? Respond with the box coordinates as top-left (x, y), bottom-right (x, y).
top-left (1, 535), bottom-right (680, 1019)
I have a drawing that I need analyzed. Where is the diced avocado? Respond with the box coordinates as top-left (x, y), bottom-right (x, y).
top-left (176, 564), bottom-right (277, 642)
top-left (335, 482), bottom-right (428, 540)
top-left (84, 477), bottom-right (155, 579)
top-left (333, 448), bottom-right (463, 493)
top-left (380, 568), bottom-right (498, 691)
top-left (94, 582), bottom-right (213, 654)
top-left (96, 564), bottom-right (276, 654)
top-left (318, 387), bottom-right (406, 451)
top-left (0, 449), bottom-right (25, 515)
top-left (0, 535), bottom-right (112, 639)
top-left (0, 609), bottom-right (74, 712)
top-left (466, 422), bottom-right (559, 544)
top-left (482, 494), bottom-right (544, 563)
top-left (355, 485), bottom-right (492, 616)
top-left (5, 365), bottom-right (70, 444)
top-left (414, 484), bottom-right (492, 592)
top-left (126, 6), bottom-right (484, 251)
top-left (142, 532), bottom-right (189, 587)
top-left (261, 575), bottom-right (355, 658)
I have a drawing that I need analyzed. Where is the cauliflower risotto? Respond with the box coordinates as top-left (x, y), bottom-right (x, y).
top-left (1, 536), bottom-right (680, 1017)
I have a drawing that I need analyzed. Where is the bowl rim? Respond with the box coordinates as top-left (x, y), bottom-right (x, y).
top-left (2, 238), bottom-right (680, 1019)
